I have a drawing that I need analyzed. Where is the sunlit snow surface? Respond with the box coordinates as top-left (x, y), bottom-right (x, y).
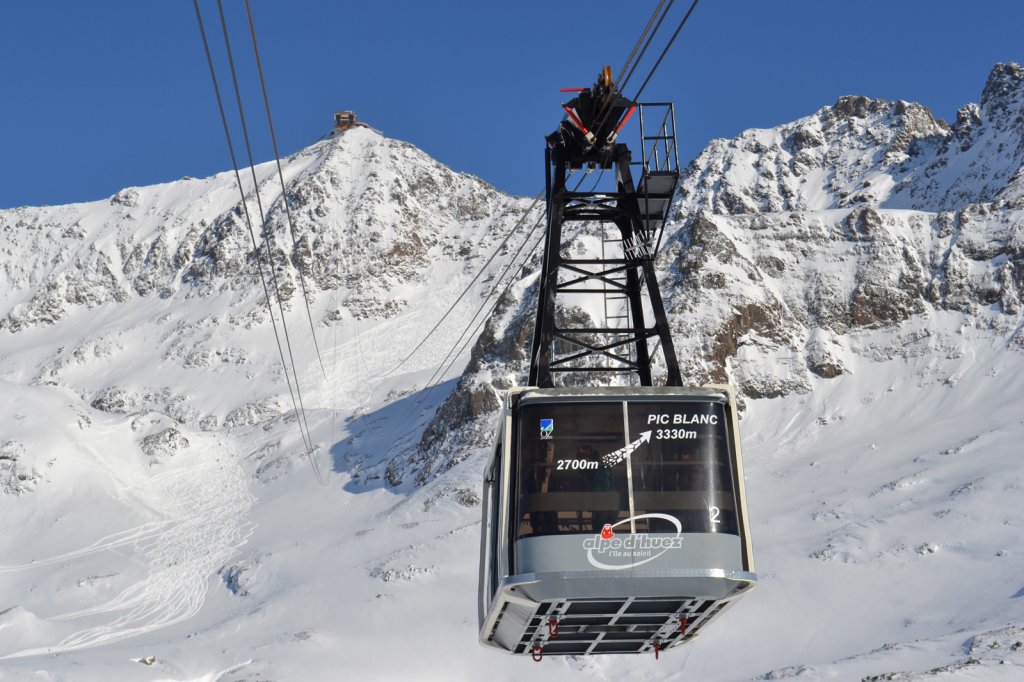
top-left (1, 311), bottom-right (1021, 681)
top-left (0, 124), bottom-right (1022, 680)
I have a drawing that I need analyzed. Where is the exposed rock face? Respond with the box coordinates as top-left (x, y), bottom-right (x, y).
top-left (0, 440), bottom-right (41, 495)
top-left (400, 62), bottom-right (1024, 486)
top-left (678, 95), bottom-right (950, 216)
top-left (140, 427), bottom-right (190, 461)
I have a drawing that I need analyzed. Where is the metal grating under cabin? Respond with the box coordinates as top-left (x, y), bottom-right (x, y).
top-left (507, 596), bottom-right (732, 657)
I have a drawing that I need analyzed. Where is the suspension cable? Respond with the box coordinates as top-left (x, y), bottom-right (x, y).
top-left (588, 0), bottom-right (674, 157)
top-left (195, 0), bottom-right (323, 484)
top-left (592, 0), bottom-right (696, 148)
top-left (380, 180), bottom-right (561, 437)
top-left (382, 207), bottom-right (546, 433)
top-left (215, 0), bottom-right (324, 483)
top-left (618, 0), bottom-right (675, 93)
top-left (193, 1), bottom-right (301, 448)
top-left (414, 173), bottom-right (587, 401)
top-left (244, 0), bottom-right (329, 382)
top-left (215, 0), bottom-right (314, 452)
top-left (618, 0), bottom-right (673, 91)
top-left (421, 209), bottom-right (546, 393)
top-left (630, 0), bottom-right (701, 102)
top-left (384, 192), bottom-right (545, 377)
top-left (433, 226), bottom-right (547, 391)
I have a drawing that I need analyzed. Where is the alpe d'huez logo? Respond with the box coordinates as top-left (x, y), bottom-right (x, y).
top-left (584, 428), bottom-right (683, 570)
top-left (539, 419), bottom-right (554, 439)
top-left (583, 514), bottom-right (684, 570)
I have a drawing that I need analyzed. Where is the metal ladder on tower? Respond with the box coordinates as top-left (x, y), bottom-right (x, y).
top-left (600, 225), bottom-right (633, 375)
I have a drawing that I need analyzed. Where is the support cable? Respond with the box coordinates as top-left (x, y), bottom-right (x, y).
top-left (588, 0), bottom-right (674, 164)
top-left (196, 0), bottom-right (323, 484)
top-left (416, 173), bottom-right (587, 397)
top-left (193, 1), bottom-right (303, 451)
top-left (379, 172), bottom-right (573, 439)
top-left (244, 0), bottom-right (329, 381)
top-left (217, 1), bottom-right (324, 482)
top-left (591, 0), bottom-right (696, 150)
top-left (382, 208), bottom-right (547, 435)
top-left (215, 0), bottom-right (314, 453)
top-left (630, 0), bottom-right (701, 102)
top-left (384, 192), bottom-right (545, 377)
top-left (618, 0), bottom-right (673, 91)
top-left (614, 0), bottom-right (671, 94)
top-left (422, 211), bottom-right (545, 393)
top-left (433, 226), bottom-right (548, 391)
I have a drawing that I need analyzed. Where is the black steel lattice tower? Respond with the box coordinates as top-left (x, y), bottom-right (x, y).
top-left (529, 73), bottom-right (683, 388)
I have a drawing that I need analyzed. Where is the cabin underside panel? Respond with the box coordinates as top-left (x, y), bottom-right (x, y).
top-left (484, 593), bottom-right (737, 657)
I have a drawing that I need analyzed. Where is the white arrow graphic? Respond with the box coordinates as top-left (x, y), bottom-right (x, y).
top-left (601, 430), bottom-right (652, 468)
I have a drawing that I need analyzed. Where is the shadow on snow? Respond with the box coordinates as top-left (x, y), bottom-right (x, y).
top-left (329, 378), bottom-right (459, 493)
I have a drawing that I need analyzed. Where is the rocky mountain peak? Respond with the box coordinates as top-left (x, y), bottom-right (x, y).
top-left (0, 127), bottom-right (533, 468)
top-left (821, 95), bottom-right (950, 165)
top-left (677, 63), bottom-right (1024, 217)
top-left (827, 94), bottom-right (889, 120)
top-left (978, 61), bottom-right (1024, 120)
top-left (0, 128), bottom-right (524, 334)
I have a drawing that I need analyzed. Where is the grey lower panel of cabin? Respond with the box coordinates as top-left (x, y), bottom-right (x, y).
top-left (516, 532), bottom-right (744, 579)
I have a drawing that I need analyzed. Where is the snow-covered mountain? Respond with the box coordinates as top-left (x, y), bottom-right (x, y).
top-left (1, 64), bottom-right (1023, 681)
top-left (680, 62), bottom-right (1024, 214)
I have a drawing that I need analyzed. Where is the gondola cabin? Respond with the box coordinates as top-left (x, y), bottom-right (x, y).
top-left (478, 385), bottom-right (756, 658)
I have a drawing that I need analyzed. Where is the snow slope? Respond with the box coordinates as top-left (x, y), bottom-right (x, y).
top-left (1, 65), bottom-right (1023, 681)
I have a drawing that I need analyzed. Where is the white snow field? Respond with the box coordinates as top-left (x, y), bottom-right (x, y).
top-left (1, 310), bottom-right (1021, 682)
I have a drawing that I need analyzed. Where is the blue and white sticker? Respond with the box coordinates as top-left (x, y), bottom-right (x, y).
top-left (539, 419), bottom-right (554, 439)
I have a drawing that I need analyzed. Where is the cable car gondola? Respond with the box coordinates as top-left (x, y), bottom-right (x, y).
top-left (478, 385), bottom-right (755, 658)
top-left (478, 64), bottom-right (756, 658)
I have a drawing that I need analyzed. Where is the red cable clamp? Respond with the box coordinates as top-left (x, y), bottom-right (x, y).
top-left (531, 645), bottom-right (544, 662)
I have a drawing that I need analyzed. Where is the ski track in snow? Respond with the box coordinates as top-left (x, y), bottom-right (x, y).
top-left (0, 520), bottom-right (178, 573)
top-left (0, 450), bottom-right (254, 659)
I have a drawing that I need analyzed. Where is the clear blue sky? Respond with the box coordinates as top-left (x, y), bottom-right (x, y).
top-left (2, 1), bottom-right (1023, 208)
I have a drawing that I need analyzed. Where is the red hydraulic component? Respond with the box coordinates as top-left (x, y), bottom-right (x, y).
top-left (606, 105), bottom-right (638, 145)
top-left (547, 618), bottom-right (559, 639)
top-left (615, 105), bottom-right (637, 133)
top-left (563, 106), bottom-right (590, 134)
top-left (680, 616), bottom-right (688, 637)
top-left (654, 642), bottom-right (661, 660)
top-left (559, 87), bottom-right (588, 92)
top-left (563, 106), bottom-right (597, 145)
top-left (531, 645), bottom-right (544, 662)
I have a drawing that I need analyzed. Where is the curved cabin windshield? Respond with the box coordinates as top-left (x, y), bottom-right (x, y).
top-left (514, 398), bottom-right (738, 540)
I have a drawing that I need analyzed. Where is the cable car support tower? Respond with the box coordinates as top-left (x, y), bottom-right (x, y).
top-left (530, 67), bottom-right (683, 388)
